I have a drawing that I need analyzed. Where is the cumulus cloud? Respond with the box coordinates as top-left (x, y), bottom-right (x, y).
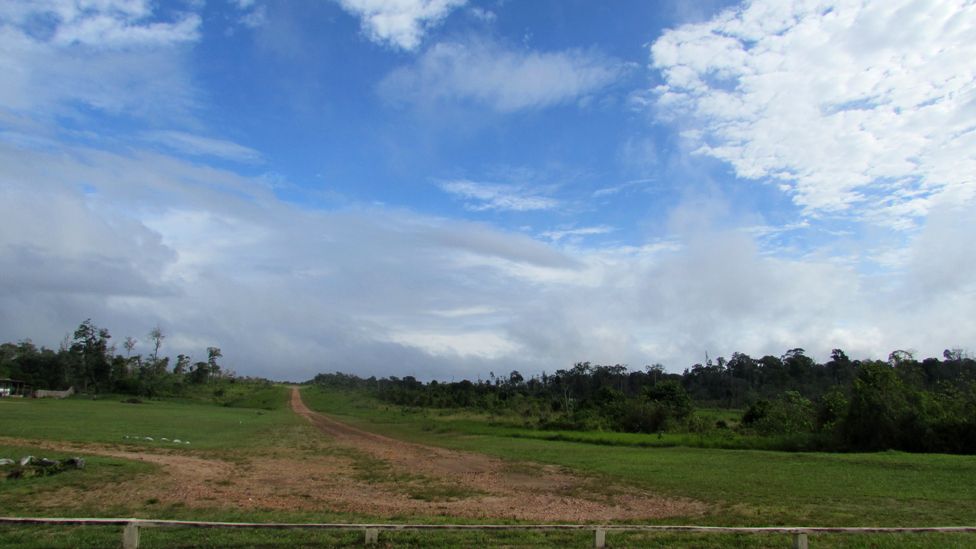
top-left (439, 179), bottom-right (559, 211)
top-left (335, 0), bottom-right (467, 50)
top-left (650, 0), bottom-right (976, 225)
top-left (380, 39), bottom-right (629, 112)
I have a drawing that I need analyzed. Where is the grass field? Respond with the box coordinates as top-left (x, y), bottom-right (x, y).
top-left (300, 386), bottom-right (976, 527)
top-left (1, 385), bottom-right (975, 548)
top-left (0, 385), bottom-right (292, 450)
top-left (0, 384), bottom-right (299, 522)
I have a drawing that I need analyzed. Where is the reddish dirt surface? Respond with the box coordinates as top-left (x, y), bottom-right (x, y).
top-left (1, 390), bottom-right (704, 521)
top-left (287, 387), bottom-right (703, 521)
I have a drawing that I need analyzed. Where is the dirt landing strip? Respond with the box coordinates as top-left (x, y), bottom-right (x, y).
top-left (1, 389), bottom-right (703, 521)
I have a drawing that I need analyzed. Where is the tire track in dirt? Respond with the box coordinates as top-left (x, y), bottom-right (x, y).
top-left (1, 392), bottom-right (704, 522)
top-left (290, 387), bottom-right (705, 521)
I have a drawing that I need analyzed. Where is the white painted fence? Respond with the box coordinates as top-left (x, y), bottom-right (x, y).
top-left (2, 517), bottom-right (975, 548)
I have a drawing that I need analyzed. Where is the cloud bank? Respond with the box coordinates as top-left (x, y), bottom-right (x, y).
top-left (2, 137), bottom-right (973, 382)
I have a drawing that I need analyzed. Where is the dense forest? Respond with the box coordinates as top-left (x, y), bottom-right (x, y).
top-left (0, 319), bottom-right (231, 398)
top-left (312, 348), bottom-right (976, 454)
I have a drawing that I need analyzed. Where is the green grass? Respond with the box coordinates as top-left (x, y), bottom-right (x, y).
top-left (2, 385), bottom-right (974, 547)
top-left (0, 442), bottom-right (155, 517)
top-left (300, 386), bottom-right (976, 528)
top-left (215, 383), bottom-right (289, 410)
top-left (299, 390), bottom-right (802, 450)
top-left (0, 392), bottom-right (298, 450)
top-left (167, 382), bottom-right (290, 410)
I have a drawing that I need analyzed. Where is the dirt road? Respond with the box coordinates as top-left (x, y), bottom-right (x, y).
top-left (289, 387), bottom-right (703, 521)
top-left (2, 390), bottom-right (703, 521)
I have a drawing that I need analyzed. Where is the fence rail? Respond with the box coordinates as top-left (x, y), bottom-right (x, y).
top-left (3, 517), bottom-right (975, 548)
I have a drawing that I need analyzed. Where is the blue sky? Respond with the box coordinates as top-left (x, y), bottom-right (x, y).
top-left (1, 0), bottom-right (974, 380)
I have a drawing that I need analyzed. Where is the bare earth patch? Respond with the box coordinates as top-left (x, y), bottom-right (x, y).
top-left (0, 390), bottom-right (704, 521)
top-left (288, 387), bottom-right (704, 521)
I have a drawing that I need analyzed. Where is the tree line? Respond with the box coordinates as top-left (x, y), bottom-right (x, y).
top-left (0, 319), bottom-right (227, 397)
top-left (311, 347), bottom-right (976, 454)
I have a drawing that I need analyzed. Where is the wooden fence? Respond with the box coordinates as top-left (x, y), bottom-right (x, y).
top-left (2, 517), bottom-right (975, 548)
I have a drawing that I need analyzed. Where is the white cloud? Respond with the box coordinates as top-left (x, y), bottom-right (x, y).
top-left (439, 179), bottom-right (559, 211)
top-left (0, 138), bottom-right (579, 379)
top-left (617, 137), bottom-right (658, 177)
top-left (1, 136), bottom-right (974, 380)
top-left (540, 225), bottom-right (615, 242)
top-left (142, 131), bottom-right (263, 163)
top-left (591, 179), bottom-right (651, 198)
top-left (650, 0), bottom-right (976, 225)
top-left (0, 0), bottom-right (200, 120)
top-left (386, 329), bottom-right (519, 359)
top-left (0, 1), bottom-right (200, 48)
top-left (0, 0), bottom-right (971, 384)
top-left (468, 7), bottom-right (496, 23)
top-left (236, 3), bottom-right (267, 29)
top-left (380, 39), bottom-right (629, 112)
top-left (335, 0), bottom-right (466, 50)
top-left (426, 305), bottom-right (499, 318)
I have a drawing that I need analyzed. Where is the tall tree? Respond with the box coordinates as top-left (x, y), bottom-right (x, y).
top-left (71, 319), bottom-right (112, 392)
top-left (174, 354), bottom-right (190, 376)
top-left (148, 326), bottom-right (164, 364)
top-left (207, 346), bottom-right (222, 382)
top-left (123, 336), bottom-right (137, 358)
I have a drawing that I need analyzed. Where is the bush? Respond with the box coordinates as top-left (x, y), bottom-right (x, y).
top-left (643, 380), bottom-right (693, 420)
top-left (742, 391), bottom-right (814, 436)
top-left (615, 401), bottom-right (670, 433)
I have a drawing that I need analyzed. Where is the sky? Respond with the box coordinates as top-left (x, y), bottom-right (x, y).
top-left (1, 0), bottom-right (974, 381)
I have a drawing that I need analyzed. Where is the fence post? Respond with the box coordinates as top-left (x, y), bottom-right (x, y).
top-left (364, 528), bottom-right (378, 545)
top-left (793, 533), bottom-right (808, 549)
top-left (122, 522), bottom-right (140, 549)
top-left (594, 527), bottom-right (606, 548)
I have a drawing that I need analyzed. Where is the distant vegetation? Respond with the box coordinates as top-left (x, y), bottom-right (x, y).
top-left (0, 319), bottom-right (276, 406)
top-left (4, 319), bottom-right (974, 453)
top-left (311, 347), bottom-right (976, 454)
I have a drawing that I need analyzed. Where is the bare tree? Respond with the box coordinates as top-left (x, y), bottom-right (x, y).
top-left (123, 336), bottom-right (137, 358)
top-left (148, 326), bottom-right (164, 364)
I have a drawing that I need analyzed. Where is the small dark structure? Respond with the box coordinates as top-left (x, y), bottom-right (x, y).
top-left (0, 378), bottom-right (30, 398)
